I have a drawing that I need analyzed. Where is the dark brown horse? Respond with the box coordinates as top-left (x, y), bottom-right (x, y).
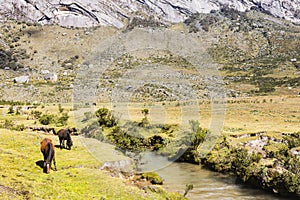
top-left (40, 138), bottom-right (57, 173)
top-left (57, 128), bottom-right (73, 150)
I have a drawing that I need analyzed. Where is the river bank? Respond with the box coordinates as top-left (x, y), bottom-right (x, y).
top-left (196, 132), bottom-right (300, 198)
top-left (81, 107), bottom-right (300, 199)
top-left (157, 162), bottom-right (295, 200)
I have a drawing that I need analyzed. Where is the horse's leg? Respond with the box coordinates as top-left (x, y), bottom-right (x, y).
top-left (53, 157), bottom-right (57, 171)
top-left (59, 138), bottom-right (63, 149)
top-left (43, 152), bottom-right (47, 167)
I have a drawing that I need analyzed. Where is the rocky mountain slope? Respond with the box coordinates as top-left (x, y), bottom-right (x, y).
top-left (1, 0), bottom-right (300, 28)
top-left (0, 1), bottom-right (300, 103)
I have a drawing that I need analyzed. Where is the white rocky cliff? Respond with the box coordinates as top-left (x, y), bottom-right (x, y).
top-left (0, 0), bottom-right (300, 28)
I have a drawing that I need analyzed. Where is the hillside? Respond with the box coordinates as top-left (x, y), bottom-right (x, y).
top-left (0, 8), bottom-right (300, 103)
top-left (1, 0), bottom-right (300, 28)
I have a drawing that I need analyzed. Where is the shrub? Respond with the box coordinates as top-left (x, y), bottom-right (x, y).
top-left (95, 108), bottom-right (117, 127)
top-left (13, 124), bottom-right (25, 131)
top-left (58, 104), bottom-right (64, 113)
top-left (263, 142), bottom-right (289, 159)
top-left (56, 113), bottom-right (69, 126)
top-left (181, 120), bottom-right (207, 148)
top-left (15, 106), bottom-right (21, 115)
top-left (3, 119), bottom-right (14, 129)
top-left (285, 132), bottom-right (300, 149)
top-left (8, 105), bottom-right (14, 114)
top-left (39, 114), bottom-right (54, 125)
top-left (139, 108), bottom-right (150, 127)
top-left (175, 120), bottom-right (208, 163)
top-left (141, 172), bottom-right (163, 185)
top-left (31, 110), bottom-right (42, 119)
top-left (250, 152), bottom-right (263, 163)
top-left (107, 126), bottom-right (144, 152)
top-left (231, 147), bottom-right (252, 178)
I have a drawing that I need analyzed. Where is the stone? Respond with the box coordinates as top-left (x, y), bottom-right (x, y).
top-left (44, 73), bottom-right (58, 82)
top-left (291, 58), bottom-right (297, 62)
top-left (13, 76), bottom-right (29, 83)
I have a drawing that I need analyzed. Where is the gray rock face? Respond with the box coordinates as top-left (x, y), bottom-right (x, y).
top-left (0, 0), bottom-right (300, 28)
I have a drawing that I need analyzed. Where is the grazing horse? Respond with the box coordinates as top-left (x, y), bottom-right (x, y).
top-left (40, 138), bottom-right (57, 173)
top-left (57, 128), bottom-right (73, 150)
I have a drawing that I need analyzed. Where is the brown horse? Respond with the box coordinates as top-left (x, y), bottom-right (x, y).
top-left (57, 128), bottom-right (74, 150)
top-left (40, 138), bottom-right (57, 173)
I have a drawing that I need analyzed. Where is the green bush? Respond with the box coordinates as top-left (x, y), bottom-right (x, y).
top-left (231, 147), bottom-right (251, 178)
top-left (15, 106), bottom-right (21, 115)
top-left (13, 124), bottom-right (25, 131)
top-left (3, 119), bottom-right (14, 129)
top-left (8, 106), bottom-right (14, 114)
top-left (56, 113), bottom-right (69, 126)
top-left (39, 114), bottom-right (54, 125)
top-left (141, 172), bottom-right (163, 185)
top-left (263, 142), bottom-right (289, 159)
top-left (250, 152), bottom-right (263, 163)
top-left (31, 110), bottom-right (42, 119)
top-left (95, 108), bottom-right (117, 127)
top-left (58, 104), bottom-right (64, 113)
top-left (175, 120), bottom-right (208, 163)
top-left (107, 126), bottom-right (144, 152)
top-left (285, 132), bottom-right (300, 149)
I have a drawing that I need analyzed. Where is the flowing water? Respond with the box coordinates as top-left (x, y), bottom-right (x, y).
top-left (85, 139), bottom-right (294, 200)
top-left (137, 154), bottom-right (293, 200)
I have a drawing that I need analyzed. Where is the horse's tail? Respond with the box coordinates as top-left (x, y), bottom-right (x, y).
top-left (66, 131), bottom-right (73, 149)
top-left (47, 142), bottom-right (54, 163)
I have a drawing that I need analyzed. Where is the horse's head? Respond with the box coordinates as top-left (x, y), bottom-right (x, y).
top-left (68, 127), bottom-right (77, 133)
top-left (46, 163), bottom-right (50, 173)
top-left (43, 162), bottom-right (50, 173)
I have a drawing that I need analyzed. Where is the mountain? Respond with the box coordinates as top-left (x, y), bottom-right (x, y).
top-left (1, 0), bottom-right (300, 28)
top-left (0, 0), bottom-right (300, 103)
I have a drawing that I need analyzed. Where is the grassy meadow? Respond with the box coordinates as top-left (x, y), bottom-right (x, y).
top-left (0, 129), bottom-right (185, 200)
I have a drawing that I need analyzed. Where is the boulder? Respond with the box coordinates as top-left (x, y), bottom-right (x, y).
top-left (44, 73), bottom-right (58, 82)
top-left (13, 76), bottom-right (29, 83)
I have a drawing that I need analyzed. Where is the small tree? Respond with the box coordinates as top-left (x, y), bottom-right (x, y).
top-left (58, 104), bottom-right (64, 113)
top-left (31, 110), bottom-right (42, 119)
top-left (15, 106), bottom-right (21, 115)
top-left (56, 113), bottom-right (69, 126)
top-left (139, 108), bottom-right (149, 127)
top-left (8, 105), bottom-right (14, 114)
top-left (95, 108), bottom-right (117, 127)
top-left (39, 114), bottom-right (54, 125)
top-left (3, 119), bottom-right (14, 129)
top-left (141, 108), bottom-right (149, 116)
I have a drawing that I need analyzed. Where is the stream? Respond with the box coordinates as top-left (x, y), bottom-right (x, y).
top-left (83, 138), bottom-right (294, 200)
top-left (137, 153), bottom-right (292, 200)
